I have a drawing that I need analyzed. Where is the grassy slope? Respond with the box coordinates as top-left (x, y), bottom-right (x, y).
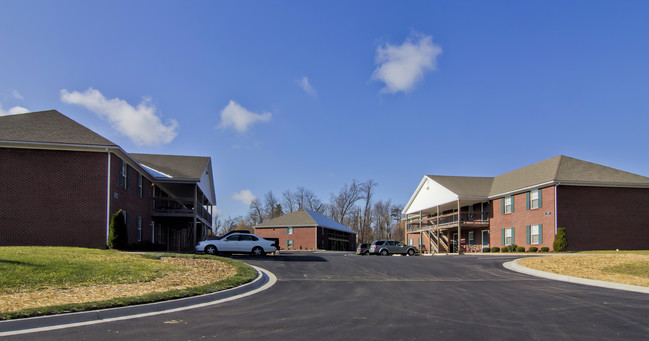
top-left (0, 247), bottom-right (257, 320)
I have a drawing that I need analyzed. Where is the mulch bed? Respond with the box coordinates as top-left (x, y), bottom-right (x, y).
top-left (0, 258), bottom-right (236, 313)
top-left (518, 254), bottom-right (649, 287)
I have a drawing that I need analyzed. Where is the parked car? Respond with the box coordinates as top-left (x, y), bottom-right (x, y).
top-left (368, 240), bottom-right (417, 256)
top-left (196, 233), bottom-right (277, 256)
top-left (356, 243), bottom-right (371, 255)
top-left (205, 230), bottom-right (252, 240)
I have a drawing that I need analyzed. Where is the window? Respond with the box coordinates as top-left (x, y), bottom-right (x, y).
top-left (137, 216), bottom-right (142, 242)
top-left (468, 231), bottom-right (475, 246)
top-left (527, 189), bottom-right (543, 210)
top-left (287, 227), bottom-right (294, 235)
top-left (286, 239), bottom-right (294, 247)
top-left (408, 238), bottom-right (413, 246)
top-left (527, 224), bottom-right (543, 244)
top-left (137, 174), bottom-right (143, 198)
top-left (123, 211), bottom-right (129, 237)
top-left (504, 196), bottom-right (513, 214)
top-left (119, 160), bottom-right (127, 189)
top-left (502, 227), bottom-right (515, 246)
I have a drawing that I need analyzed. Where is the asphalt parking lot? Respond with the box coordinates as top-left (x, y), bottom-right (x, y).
top-left (4, 252), bottom-right (649, 340)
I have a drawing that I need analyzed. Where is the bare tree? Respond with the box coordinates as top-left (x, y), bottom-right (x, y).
top-left (264, 191), bottom-right (283, 219)
top-left (283, 190), bottom-right (298, 213)
top-left (330, 180), bottom-right (363, 224)
top-left (390, 205), bottom-right (404, 240)
top-left (359, 179), bottom-right (377, 243)
top-left (249, 198), bottom-right (265, 224)
top-left (373, 200), bottom-right (393, 240)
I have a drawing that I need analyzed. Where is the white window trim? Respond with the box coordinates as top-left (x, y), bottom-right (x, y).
top-left (505, 227), bottom-right (513, 245)
top-left (531, 224), bottom-right (540, 244)
top-left (504, 196), bottom-right (513, 214)
top-left (530, 190), bottom-right (539, 209)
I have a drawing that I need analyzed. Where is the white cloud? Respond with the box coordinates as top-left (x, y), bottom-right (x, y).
top-left (296, 76), bottom-right (317, 95)
top-left (0, 105), bottom-right (29, 116)
top-left (219, 100), bottom-right (272, 133)
top-left (372, 32), bottom-right (442, 94)
top-left (232, 189), bottom-right (257, 205)
top-left (60, 88), bottom-right (178, 146)
top-left (10, 90), bottom-right (23, 100)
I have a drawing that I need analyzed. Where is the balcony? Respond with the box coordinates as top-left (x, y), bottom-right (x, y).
top-left (153, 196), bottom-right (212, 223)
top-left (407, 211), bottom-right (489, 233)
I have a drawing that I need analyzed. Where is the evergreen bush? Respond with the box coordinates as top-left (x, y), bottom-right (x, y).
top-left (482, 247), bottom-right (491, 253)
top-left (516, 246), bottom-right (526, 252)
top-left (509, 243), bottom-right (518, 252)
top-left (529, 246), bottom-right (538, 252)
top-left (553, 227), bottom-right (568, 252)
top-left (540, 247), bottom-right (550, 252)
top-left (491, 247), bottom-right (500, 252)
top-left (501, 247), bottom-right (509, 253)
top-left (107, 210), bottom-right (127, 250)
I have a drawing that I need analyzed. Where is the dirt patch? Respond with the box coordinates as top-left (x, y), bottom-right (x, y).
top-left (518, 254), bottom-right (649, 287)
top-left (0, 258), bottom-right (237, 313)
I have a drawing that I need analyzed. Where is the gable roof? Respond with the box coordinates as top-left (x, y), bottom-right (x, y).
top-left (255, 209), bottom-right (356, 234)
top-left (403, 155), bottom-right (649, 214)
top-left (130, 153), bottom-right (211, 180)
top-left (489, 155), bottom-right (649, 196)
top-left (0, 110), bottom-right (117, 147)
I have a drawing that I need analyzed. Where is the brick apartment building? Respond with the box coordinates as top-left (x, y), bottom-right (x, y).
top-left (403, 155), bottom-right (649, 252)
top-left (254, 209), bottom-right (357, 251)
top-left (0, 110), bottom-right (216, 251)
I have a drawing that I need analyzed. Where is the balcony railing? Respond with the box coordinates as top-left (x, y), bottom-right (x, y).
top-left (407, 212), bottom-right (488, 233)
top-left (153, 196), bottom-right (212, 223)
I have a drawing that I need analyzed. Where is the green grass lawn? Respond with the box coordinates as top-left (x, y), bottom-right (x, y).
top-left (0, 246), bottom-right (257, 320)
top-left (0, 247), bottom-right (182, 292)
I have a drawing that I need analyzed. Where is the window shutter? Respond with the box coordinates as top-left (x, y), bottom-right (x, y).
top-left (539, 224), bottom-right (543, 243)
top-left (538, 189), bottom-right (543, 208)
top-left (526, 192), bottom-right (530, 210)
top-left (526, 225), bottom-right (531, 244)
top-left (126, 166), bottom-right (130, 190)
top-left (510, 195), bottom-right (515, 212)
top-left (511, 227), bottom-right (515, 244)
top-left (501, 228), bottom-right (505, 245)
top-left (501, 198), bottom-right (505, 214)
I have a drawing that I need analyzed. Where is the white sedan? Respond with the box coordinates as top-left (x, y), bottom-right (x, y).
top-left (196, 233), bottom-right (277, 256)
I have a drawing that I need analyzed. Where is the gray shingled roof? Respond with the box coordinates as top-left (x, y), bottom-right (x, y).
top-left (255, 209), bottom-right (356, 234)
top-left (130, 153), bottom-right (210, 180)
top-left (427, 175), bottom-right (493, 197)
top-left (0, 110), bottom-right (117, 146)
top-left (424, 155), bottom-right (649, 199)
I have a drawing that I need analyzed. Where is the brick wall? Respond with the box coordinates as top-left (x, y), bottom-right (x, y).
top-left (0, 148), bottom-right (108, 248)
top-left (557, 186), bottom-right (649, 251)
top-left (490, 186), bottom-right (556, 250)
top-left (108, 154), bottom-right (154, 245)
top-left (255, 226), bottom-right (317, 250)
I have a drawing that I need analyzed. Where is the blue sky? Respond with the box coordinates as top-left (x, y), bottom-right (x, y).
top-left (1, 1), bottom-right (648, 219)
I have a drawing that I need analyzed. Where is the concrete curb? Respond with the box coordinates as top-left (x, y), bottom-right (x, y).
top-left (503, 259), bottom-right (649, 294)
top-left (0, 265), bottom-right (277, 337)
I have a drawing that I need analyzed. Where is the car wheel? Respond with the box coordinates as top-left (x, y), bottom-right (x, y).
top-left (205, 245), bottom-right (218, 255)
top-left (364, 251), bottom-right (369, 255)
top-left (251, 246), bottom-right (265, 256)
top-left (380, 249), bottom-right (389, 256)
top-left (407, 248), bottom-right (415, 256)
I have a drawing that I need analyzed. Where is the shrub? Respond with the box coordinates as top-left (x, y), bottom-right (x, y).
top-left (491, 247), bottom-right (500, 252)
top-left (553, 227), bottom-right (568, 252)
top-left (509, 244), bottom-right (518, 252)
top-left (107, 210), bottom-right (127, 250)
top-left (540, 247), bottom-right (550, 252)
top-left (516, 246), bottom-right (526, 252)
top-left (501, 247), bottom-right (509, 253)
top-left (482, 247), bottom-right (491, 253)
top-left (528, 246), bottom-right (538, 253)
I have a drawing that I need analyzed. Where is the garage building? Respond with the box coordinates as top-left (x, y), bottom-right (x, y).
top-left (254, 209), bottom-right (357, 251)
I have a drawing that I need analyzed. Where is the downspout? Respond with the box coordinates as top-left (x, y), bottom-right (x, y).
top-left (554, 183), bottom-right (560, 234)
top-left (106, 149), bottom-right (111, 244)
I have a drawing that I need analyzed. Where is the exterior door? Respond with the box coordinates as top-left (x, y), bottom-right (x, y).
top-left (452, 233), bottom-right (458, 253)
top-left (482, 230), bottom-right (490, 250)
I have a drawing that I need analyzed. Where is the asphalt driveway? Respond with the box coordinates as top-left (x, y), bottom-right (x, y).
top-left (4, 252), bottom-right (649, 340)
